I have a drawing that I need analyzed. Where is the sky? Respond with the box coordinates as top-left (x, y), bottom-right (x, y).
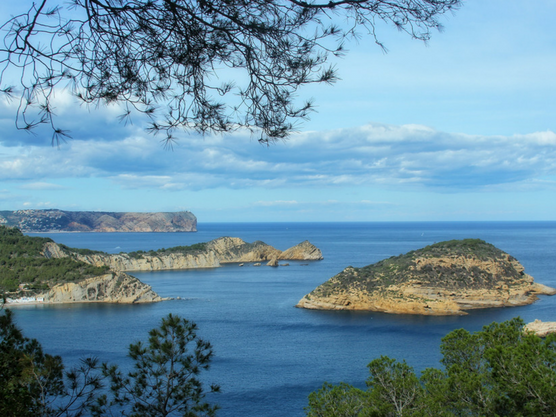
top-left (1, 0), bottom-right (556, 222)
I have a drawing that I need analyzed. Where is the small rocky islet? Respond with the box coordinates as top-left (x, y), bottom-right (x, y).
top-left (296, 238), bottom-right (556, 315)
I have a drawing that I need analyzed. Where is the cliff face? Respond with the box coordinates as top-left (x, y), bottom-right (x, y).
top-left (0, 209), bottom-right (197, 232)
top-left (296, 239), bottom-right (556, 315)
top-left (43, 236), bottom-right (323, 271)
top-left (37, 271), bottom-right (164, 304)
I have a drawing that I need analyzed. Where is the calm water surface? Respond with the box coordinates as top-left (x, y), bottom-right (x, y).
top-left (14, 222), bottom-right (556, 416)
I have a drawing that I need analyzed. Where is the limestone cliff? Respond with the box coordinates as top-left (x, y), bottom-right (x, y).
top-left (0, 209), bottom-right (197, 232)
top-left (44, 236), bottom-right (323, 272)
top-left (37, 271), bottom-right (164, 304)
top-left (296, 239), bottom-right (556, 315)
top-left (0, 225), bottom-right (165, 305)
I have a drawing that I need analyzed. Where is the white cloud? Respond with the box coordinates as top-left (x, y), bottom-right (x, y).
top-left (23, 201), bottom-right (53, 207)
top-left (1, 122), bottom-right (556, 193)
top-left (19, 182), bottom-right (67, 190)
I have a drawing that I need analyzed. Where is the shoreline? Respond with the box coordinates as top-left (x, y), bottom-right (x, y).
top-left (4, 297), bottom-right (171, 307)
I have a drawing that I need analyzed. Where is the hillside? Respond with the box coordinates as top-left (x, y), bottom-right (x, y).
top-left (0, 209), bottom-right (197, 232)
top-left (44, 236), bottom-right (324, 271)
top-left (296, 239), bottom-right (556, 315)
top-left (0, 226), bottom-right (163, 304)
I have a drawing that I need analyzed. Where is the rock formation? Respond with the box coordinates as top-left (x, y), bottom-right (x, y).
top-left (43, 236), bottom-right (323, 271)
top-left (278, 240), bottom-right (324, 260)
top-left (296, 239), bottom-right (556, 315)
top-left (524, 320), bottom-right (556, 337)
top-left (37, 271), bottom-right (164, 304)
top-left (0, 209), bottom-right (197, 232)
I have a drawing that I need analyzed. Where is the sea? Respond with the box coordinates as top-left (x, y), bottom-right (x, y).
top-left (11, 222), bottom-right (556, 416)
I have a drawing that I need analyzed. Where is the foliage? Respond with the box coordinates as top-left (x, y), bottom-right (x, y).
top-left (0, 226), bottom-right (109, 293)
top-left (366, 356), bottom-right (423, 416)
top-left (1, 310), bottom-right (220, 416)
top-left (0, 0), bottom-right (461, 144)
top-left (306, 317), bottom-right (556, 417)
top-left (58, 244), bottom-right (106, 256)
top-left (94, 313), bottom-right (220, 416)
top-left (127, 242), bottom-right (208, 259)
top-left (417, 239), bottom-right (504, 261)
top-left (0, 308), bottom-right (102, 417)
top-left (0, 226), bottom-right (53, 257)
top-left (306, 382), bottom-right (370, 417)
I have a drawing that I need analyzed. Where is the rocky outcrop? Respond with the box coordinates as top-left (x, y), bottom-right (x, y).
top-left (43, 236), bottom-right (323, 272)
top-left (278, 240), bottom-right (324, 260)
top-left (0, 209), bottom-right (197, 232)
top-left (37, 271), bottom-right (164, 304)
top-left (297, 239), bottom-right (556, 315)
top-left (524, 320), bottom-right (556, 337)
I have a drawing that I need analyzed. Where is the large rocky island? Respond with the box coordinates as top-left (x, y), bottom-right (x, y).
top-left (1, 225), bottom-right (322, 305)
top-left (297, 239), bottom-right (556, 315)
top-left (0, 209), bottom-right (197, 232)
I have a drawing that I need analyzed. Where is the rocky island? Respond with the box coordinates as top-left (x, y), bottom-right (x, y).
top-left (0, 209), bottom-right (197, 232)
top-left (296, 239), bottom-right (556, 315)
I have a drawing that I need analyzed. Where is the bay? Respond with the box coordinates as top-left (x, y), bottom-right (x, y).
top-left (13, 221), bottom-right (556, 416)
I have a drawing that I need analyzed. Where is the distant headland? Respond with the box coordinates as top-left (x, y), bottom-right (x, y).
top-left (0, 209), bottom-right (197, 232)
top-left (297, 239), bottom-right (556, 315)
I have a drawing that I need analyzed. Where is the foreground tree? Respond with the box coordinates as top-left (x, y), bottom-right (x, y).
top-left (0, 0), bottom-right (461, 144)
top-left (306, 382), bottom-right (370, 417)
top-left (94, 313), bottom-right (220, 417)
top-left (306, 317), bottom-right (556, 416)
top-left (0, 308), bottom-right (102, 417)
top-left (0, 309), bottom-right (219, 416)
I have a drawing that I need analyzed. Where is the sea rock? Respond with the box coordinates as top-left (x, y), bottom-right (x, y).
top-left (37, 271), bottom-right (164, 304)
top-left (296, 239), bottom-right (556, 315)
top-left (278, 240), bottom-right (323, 260)
top-left (524, 319), bottom-right (556, 337)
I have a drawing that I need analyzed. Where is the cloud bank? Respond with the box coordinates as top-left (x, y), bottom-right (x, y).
top-left (1, 120), bottom-right (555, 193)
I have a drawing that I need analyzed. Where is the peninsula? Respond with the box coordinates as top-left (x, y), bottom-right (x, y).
top-left (1, 225), bottom-right (323, 305)
top-left (0, 209), bottom-right (197, 232)
top-left (44, 236), bottom-right (323, 271)
top-left (296, 239), bottom-right (556, 315)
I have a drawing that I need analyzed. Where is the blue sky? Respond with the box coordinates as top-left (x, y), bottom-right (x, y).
top-left (1, 0), bottom-right (556, 222)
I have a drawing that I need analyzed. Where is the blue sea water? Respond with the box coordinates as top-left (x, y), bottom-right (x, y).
top-left (13, 222), bottom-right (556, 416)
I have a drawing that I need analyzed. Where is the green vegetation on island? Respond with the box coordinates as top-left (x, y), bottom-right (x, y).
top-left (0, 226), bottom-right (109, 293)
top-left (317, 239), bottom-right (516, 295)
top-left (126, 242), bottom-right (208, 259)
